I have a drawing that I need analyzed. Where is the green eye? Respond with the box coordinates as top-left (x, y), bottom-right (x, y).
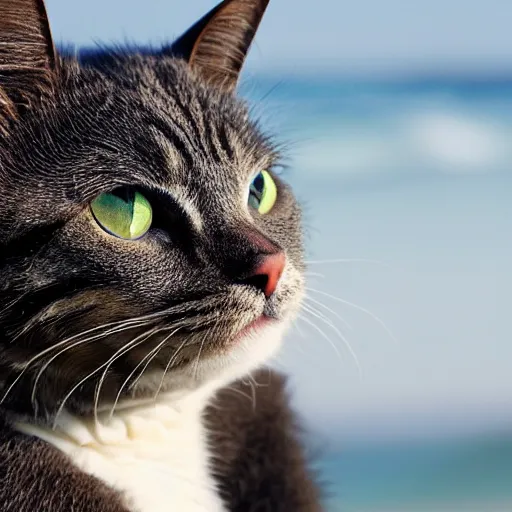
top-left (90, 188), bottom-right (152, 240)
top-left (248, 170), bottom-right (277, 215)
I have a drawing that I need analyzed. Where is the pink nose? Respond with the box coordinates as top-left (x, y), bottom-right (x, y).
top-left (250, 252), bottom-right (286, 297)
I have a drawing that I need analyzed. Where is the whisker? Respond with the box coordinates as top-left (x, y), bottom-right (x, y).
top-left (304, 271), bottom-right (325, 279)
top-left (153, 338), bottom-right (190, 401)
top-left (248, 377), bottom-right (257, 412)
top-left (306, 286), bottom-right (398, 344)
top-left (192, 311), bottom-right (227, 382)
top-left (0, 292), bottom-right (30, 319)
top-left (93, 326), bottom-right (164, 426)
top-left (224, 385), bottom-right (254, 405)
top-left (53, 326), bottom-right (163, 429)
top-left (301, 303), bottom-right (362, 377)
top-left (30, 321), bottom-right (151, 414)
top-left (4, 303), bottom-right (187, 409)
top-left (1, 318), bottom-right (150, 407)
top-left (292, 320), bottom-right (307, 339)
top-left (9, 304), bottom-right (155, 345)
top-left (305, 258), bottom-right (390, 267)
top-left (296, 313), bottom-right (345, 369)
top-left (303, 295), bottom-right (353, 331)
top-left (129, 328), bottom-right (183, 392)
top-left (108, 327), bottom-right (181, 418)
top-left (192, 330), bottom-right (209, 381)
top-left (288, 323), bottom-right (310, 356)
top-left (247, 372), bottom-right (268, 389)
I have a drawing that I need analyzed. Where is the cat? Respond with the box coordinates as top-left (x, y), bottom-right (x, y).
top-left (0, 0), bottom-right (322, 511)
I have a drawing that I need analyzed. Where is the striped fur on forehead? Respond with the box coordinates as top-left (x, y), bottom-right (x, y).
top-left (0, 56), bottom-right (278, 230)
top-left (134, 57), bottom-right (278, 178)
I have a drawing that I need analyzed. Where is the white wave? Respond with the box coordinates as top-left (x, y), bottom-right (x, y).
top-left (293, 132), bottom-right (401, 175)
top-left (405, 111), bottom-right (508, 172)
top-left (291, 108), bottom-right (511, 177)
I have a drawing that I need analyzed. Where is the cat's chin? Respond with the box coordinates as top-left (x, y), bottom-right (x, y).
top-left (123, 313), bottom-right (292, 409)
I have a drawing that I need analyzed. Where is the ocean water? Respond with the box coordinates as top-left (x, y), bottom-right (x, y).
top-left (241, 76), bottom-right (512, 511)
top-left (319, 434), bottom-right (512, 511)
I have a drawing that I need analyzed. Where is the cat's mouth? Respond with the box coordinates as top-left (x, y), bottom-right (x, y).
top-left (233, 314), bottom-right (274, 344)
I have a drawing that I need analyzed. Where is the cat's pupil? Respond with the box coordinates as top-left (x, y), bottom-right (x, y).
top-left (111, 187), bottom-right (135, 204)
top-left (249, 172), bottom-right (265, 209)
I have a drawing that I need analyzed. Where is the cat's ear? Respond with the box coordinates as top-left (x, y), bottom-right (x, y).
top-left (168, 0), bottom-right (269, 92)
top-left (0, 0), bottom-right (58, 132)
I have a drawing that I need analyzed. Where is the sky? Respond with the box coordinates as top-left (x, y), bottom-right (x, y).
top-left (46, 0), bottom-right (512, 75)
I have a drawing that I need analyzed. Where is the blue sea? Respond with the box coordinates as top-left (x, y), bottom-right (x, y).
top-left (241, 76), bottom-right (512, 511)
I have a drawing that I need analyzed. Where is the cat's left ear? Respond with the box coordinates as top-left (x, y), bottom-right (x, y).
top-left (0, 0), bottom-right (58, 132)
top-left (167, 0), bottom-right (269, 93)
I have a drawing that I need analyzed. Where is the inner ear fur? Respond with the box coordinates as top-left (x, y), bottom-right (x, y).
top-left (168, 0), bottom-right (270, 93)
top-left (0, 0), bottom-right (58, 132)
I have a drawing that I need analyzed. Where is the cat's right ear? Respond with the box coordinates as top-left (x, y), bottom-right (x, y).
top-left (167, 0), bottom-right (269, 93)
top-left (0, 0), bottom-right (58, 133)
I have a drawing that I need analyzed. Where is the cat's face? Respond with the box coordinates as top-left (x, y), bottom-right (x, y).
top-left (0, 0), bottom-right (304, 420)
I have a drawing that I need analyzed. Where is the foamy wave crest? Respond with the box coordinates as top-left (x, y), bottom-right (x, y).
top-left (406, 111), bottom-right (509, 172)
top-left (292, 109), bottom-right (511, 177)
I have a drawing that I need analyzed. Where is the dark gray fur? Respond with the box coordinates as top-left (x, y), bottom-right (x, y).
top-left (0, 0), bottom-right (323, 510)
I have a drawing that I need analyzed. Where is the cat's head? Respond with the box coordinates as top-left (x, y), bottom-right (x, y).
top-left (0, 0), bottom-right (304, 421)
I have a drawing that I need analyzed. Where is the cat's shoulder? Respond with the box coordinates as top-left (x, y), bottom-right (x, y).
top-left (0, 413), bottom-right (128, 512)
top-left (206, 368), bottom-right (324, 512)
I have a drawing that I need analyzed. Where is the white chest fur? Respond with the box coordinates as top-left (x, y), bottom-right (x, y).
top-left (12, 318), bottom-right (294, 511)
top-left (14, 395), bottom-right (226, 512)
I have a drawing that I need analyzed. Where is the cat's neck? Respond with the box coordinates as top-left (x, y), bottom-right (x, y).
top-left (14, 386), bottom-right (226, 512)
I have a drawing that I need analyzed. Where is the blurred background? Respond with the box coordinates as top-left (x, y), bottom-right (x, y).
top-left (47, 1), bottom-right (512, 510)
